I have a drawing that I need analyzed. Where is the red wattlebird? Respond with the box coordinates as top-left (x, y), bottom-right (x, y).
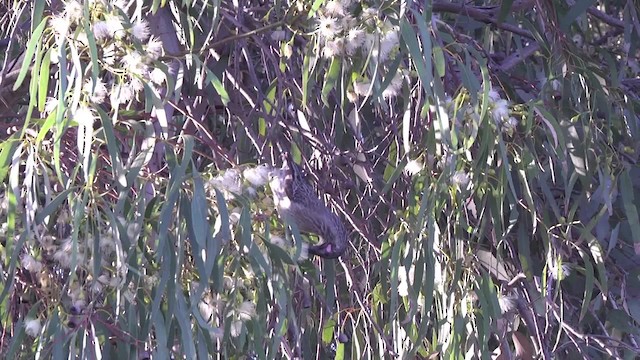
top-left (270, 153), bottom-right (348, 259)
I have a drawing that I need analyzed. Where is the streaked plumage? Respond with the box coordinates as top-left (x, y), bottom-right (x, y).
top-left (270, 154), bottom-right (348, 259)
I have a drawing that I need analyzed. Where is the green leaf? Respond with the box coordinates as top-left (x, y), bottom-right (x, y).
top-left (373, 55), bottom-right (402, 101)
top-left (38, 48), bottom-right (52, 112)
top-left (321, 57), bottom-right (341, 104)
top-left (191, 166), bottom-right (209, 248)
top-left (308, 0), bottom-right (325, 18)
top-left (321, 318), bottom-right (336, 344)
top-left (620, 170), bottom-right (640, 255)
top-left (534, 105), bottom-right (566, 151)
top-left (175, 290), bottom-right (198, 358)
top-left (400, 18), bottom-right (431, 98)
top-left (381, 156), bottom-right (407, 195)
top-left (0, 139), bottom-right (18, 183)
top-left (560, 0), bottom-right (597, 31)
top-left (83, 6), bottom-right (100, 83)
top-left (206, 70), bottom-right (230, 105)
top-left (607, 309), bottom-right (639, 334)
top-left (578, 247), bottom-right (595, 322)
top-left (95, 107), bottom-right (123, 181)
top-left (497, 0), bottom-right (514, 23)
top-left (0, 232), bottom-right (29, 304)
top-left (432, 45), bottom-right (445, 78)
top-left (12, 17), bottom-right (48, 91)
top-left (34, 187), bottom-right (77, 225)
top-left (587, 235), bottom-right (608, 298)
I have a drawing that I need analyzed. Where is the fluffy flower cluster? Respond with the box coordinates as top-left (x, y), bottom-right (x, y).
top-left (441, 88), bottom-right (520, 142)
top-left (312, 1), bottom-right (406, 100)
top-left (206, 164), bottom-right (272, 200)
top-left (425, 87), bottom-right (521, 193)
top-left (17, 213), bottom-right (153, 332)
top-left (47, 0), bottom-right (169, 112)
top-left (316, 2), bottom-right (399, 62)
top-left (488, 89), bottom-right (519, 135)
top-left (194, 276), bottom-right (257, 340)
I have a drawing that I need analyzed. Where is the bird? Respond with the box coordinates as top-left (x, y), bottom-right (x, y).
top-left (269, 153), bottom-right (348, 259)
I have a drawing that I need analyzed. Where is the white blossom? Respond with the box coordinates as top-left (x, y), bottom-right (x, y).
top-left (131, 20), bottom-right (150, 41)
top-left (323, 37), bottom-right (345, 58)
top-left (105, 14), bottom-right (125, 39)
top-left (498, 295), bottom-right (517, 314)
top-left (110, 83), bottom-right (134, 104)
top-left (144, 274), bottom-right (159, 288)
top-left (324, 1), bottom-right (345, 16)
top-left (488, 88), bottom-right (501, 102)
top-left (382, 71), bottom-right (404, 99)
top-left (345, 28), bottom-right (366, 55)
top-left (44, 97), bottom-right (58, 116)
top-left (363, 33), bottom-right (378, 55)
top-left (209, 328), bottom-right (224, 339)
top-left (50, 15), bottom-right (70, 37)
top-left (99, 234), bottom-right (116, 255)
top-left (270, 234), bottom-right (290, 249)
top-left (492, 99), bottom-right (510, 123)
top-left (404, 159), bottom-right (423, 176)
top-left (74, 106), bottom-right (96, 128)
top-left (129, 76), bottom-right (145, 93)
top-left (53, 249), bottom-right (71, 267)
top-left (90, 280), bottom-right (104, 294)
top-left (223, 276), bottom-right (235, 290)
top-left (102, 43), bottom-right (116, 66)
top-left (230, 320), bottom-right (243, 337)
top-left (237, 301), bottom-right (256, 320)
top-left (199, 300), bottom-right (215, 322)
top-left (92, 21), bottom-right (111, 41)
top-left (361, 8), bottom-right (378, 26)
top-left (549, 259), bottom-right (572, 281)
top-left (21, 254), bottom-right (43, 273)
top-left (353, 80), bottom-right (372, 96)
top-left (502, 116), bottom-right (518, 134)
top-left (126, 222), bottom-right (141, 240)
top-left (243, 165), bottom-right (270, 187)
top-left (451, 170), bottom-right (470, 189)
top-left (146, 36), bottom-right (163, 60)
top-left (317, 16), bottom-right (341, 39)
top-left (149, 68), bottom-right (166, 85)
top-left (244, 186), bottom-right (257, 197)
top-left (64, 0), bottom-right (84, 24)
top-left (25, 318), bottom-right (42, 337)
top-left (71, 298), bottom-right (86, 313)
top-left (209, 169), bottom-right (243, 196)
top-left (340, 14), bottom-right (356, 29)
top-left (121, 51), bottom-right (146, 74)
top-left (83, 78), bottom-right (108, 104)
top-left (379, 28), bottom-right (399, 61)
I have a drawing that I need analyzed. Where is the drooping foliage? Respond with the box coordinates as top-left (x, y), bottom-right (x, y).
top-left (1, 0), bottom-right (640, 358)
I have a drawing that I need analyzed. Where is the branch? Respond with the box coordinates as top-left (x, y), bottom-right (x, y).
top-left (432, 0), bottom-right (536, 39)
top-left (587, 6), bottom-right (624, 29)
top-left (498, 43), bottom-right (541, 71)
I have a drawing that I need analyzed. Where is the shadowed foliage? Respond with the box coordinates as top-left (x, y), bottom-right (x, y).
top-left (1, 0), bottom-right (640, 358)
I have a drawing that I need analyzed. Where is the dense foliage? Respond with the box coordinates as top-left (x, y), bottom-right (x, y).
top-left (1, 0), bottom-right (640, 358)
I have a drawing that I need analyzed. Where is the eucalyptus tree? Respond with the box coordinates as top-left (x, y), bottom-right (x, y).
top-left (0, 0), bottom-right (639, 358)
